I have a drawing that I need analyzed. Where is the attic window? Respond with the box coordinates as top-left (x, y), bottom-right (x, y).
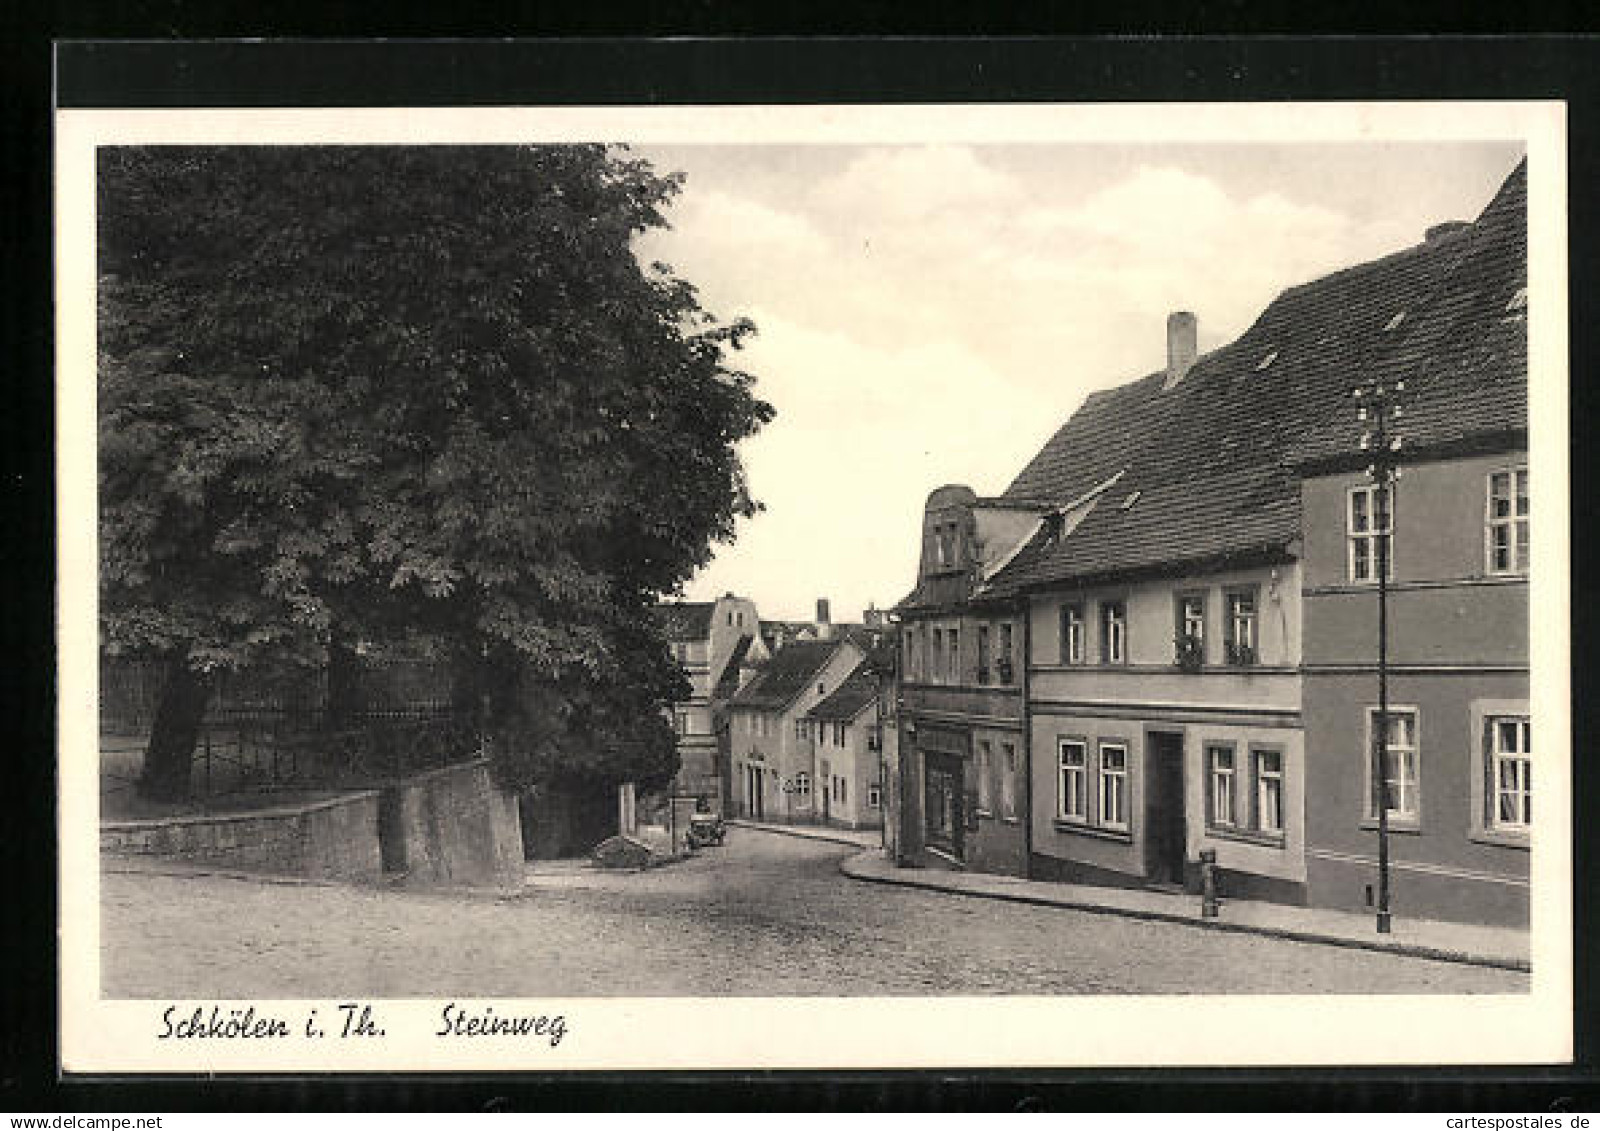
top-left (1506, 287), bottom-right (1528, 313)
top-left (1383, 311), bottom-right (1407, 332)
top-left (1255, 350), bottom-right (1279, 371)
top-left (1119, 490), bottom-right (1141, 511)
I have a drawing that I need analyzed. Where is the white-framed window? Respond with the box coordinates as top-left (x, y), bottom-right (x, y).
top-left (977, 624), bottom-right (991, 684)
top-left (867, 782), bottom-right (882, 809)
top-left (931, 628), bottom-right (943, 683)
top-left (1254, 748), bottom-right (1284, 834)
top-left (1058, 739), bottom-right (1087, 822)
top-left (795, 718), bottom-right (807, 741)
top-left (976, 740), bottom-right (994, 813)
top-left (1101, 601), bottom-right (1127, 664)
top-left (1208, 744), bottom-right (1236, 827)
top-left (1000, 742), bottom-right (1018, 820)
top-left (1179, 593), bottom-right (1205, 642)
top-left (1061, 603), bottom-right (1085, 664)
top-left (1099, 742), bottom-right (1129, 830)
top-left (1367, 707), bottom-right (1419, 822)
top-left (1348, 483), bottom-right (1394, 583)
top-left (1489, 715), bottom-right (1532, 831)
top-left (1486, 467), bottom-right (1529, 575)
top-left (997, 622), bottom-right (1015, 683)
top-left (948, 627), bottom-right (961, 682)
top-left (794, 771), bottom-right (811, 797)
top-left (1225, 588), bottom-right (1259, 665)
top-left (835, 721), bottom-right (847, 746)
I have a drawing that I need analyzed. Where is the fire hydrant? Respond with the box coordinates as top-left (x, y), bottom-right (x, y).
top-left (1200, 848), bottom-right (1220, 918)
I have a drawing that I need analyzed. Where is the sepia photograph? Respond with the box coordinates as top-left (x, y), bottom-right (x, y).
top-left (54, 97), bottom-right (1571, 1072)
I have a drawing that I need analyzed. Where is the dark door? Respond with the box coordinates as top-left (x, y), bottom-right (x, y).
top-left (924, 751), bottom-right (964, 859)
top-left (1145, 732), bottom-right (1187, 885)
top-left (748, 765), bottom-right (766, 820)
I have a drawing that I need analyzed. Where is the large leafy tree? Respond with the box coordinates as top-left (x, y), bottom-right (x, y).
top-left (98, 146), bottom-right (772, 800)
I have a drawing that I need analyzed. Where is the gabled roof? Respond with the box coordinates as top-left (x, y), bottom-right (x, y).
top-left (728, 639), bottom-right (847, 713)
top-left (806, 660), bottom-right (880, 722)
top-left (986, 159), bottom-right (1526, 595)
top-left (657, 601), bottom-right (714, 642)
top-left (711, 633), bottom-right (756, 702)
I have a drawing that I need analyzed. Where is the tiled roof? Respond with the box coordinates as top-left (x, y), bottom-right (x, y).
top-left (711, 634), bottom-right (756, 702)
top-left (806, 661), bottom-right (880, 722)
top-left (1288, 158), bottom-right (1527, 467)
top-left (728, 639), bottom-right (842, 712)
top-left (987, 159), bottom-right (1526, 594)
top-left (657, 601), bottom-right (714, 642)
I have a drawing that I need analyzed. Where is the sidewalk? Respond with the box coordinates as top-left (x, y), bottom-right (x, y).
top-left (839, 849), bottom-right (1530, 973)
top-left (728, 817), bottom-right (885, 851)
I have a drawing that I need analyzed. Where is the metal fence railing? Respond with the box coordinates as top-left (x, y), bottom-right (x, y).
top-left (100, 656), bottom-right (475, 802)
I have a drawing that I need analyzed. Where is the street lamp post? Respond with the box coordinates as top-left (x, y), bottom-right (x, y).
top-left (1354, 375), bottom-right (1405, 934)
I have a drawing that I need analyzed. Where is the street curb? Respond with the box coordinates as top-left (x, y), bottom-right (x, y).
top-left (728, 818), bottom-right (882, 851)
top-left (838, 852), bottom-right (1530, 974)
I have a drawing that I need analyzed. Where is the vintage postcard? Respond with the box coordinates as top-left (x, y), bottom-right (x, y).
top-left (56, 98), bottom-right (1571, 1072)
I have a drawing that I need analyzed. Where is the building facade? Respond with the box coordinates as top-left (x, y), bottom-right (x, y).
top-left (804, 658), bottom-right (891, 830)
top-left (728, 633), bottom-right (867, 824)
top-left (895, 487), bottom-right (1043, 875)
top-left (1291, 162), bottom-right (1529, 925)
top-left (659, 593), bottom-right (766, 805)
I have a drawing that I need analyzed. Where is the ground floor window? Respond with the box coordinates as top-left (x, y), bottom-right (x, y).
top-left (1205, 740), bottom-right (1286, 841)
top-left (1367, 707), bottom-right (1419, 823)
top-left (1489, 715), bottom-right (1531, 831)
top-left (1254, 748), bottom-right (1284, 834)
top-left (1058, 739), bottom-right (1087, 822)
top-left (1207, 744), bottom-right (1235, 827)
top-left (976, 739), bottom-right (994, 813)
top-left (867, 782), bottom-right (882, 809)
top-left (794, 771), bottom-right (811, 798)
top-left (1099, 742), bottom-right (1129, 830)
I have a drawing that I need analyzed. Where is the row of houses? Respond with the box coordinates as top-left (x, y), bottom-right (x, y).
top-left (656, 594), bottom-right (895, 833)
top-left (889, 159), bottom-right (1531, 927)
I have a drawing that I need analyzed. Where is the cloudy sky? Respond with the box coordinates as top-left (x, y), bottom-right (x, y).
top-left (633, 141), bottom-right (1524, 623)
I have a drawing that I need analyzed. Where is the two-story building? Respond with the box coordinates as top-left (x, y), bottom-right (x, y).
top-left (659, 593), bottom-right (766, 804)
top-left (804, 654), bottom-right (892, 831)
top-left (894, 487), bottom-right (1048, 874)
top-left (1288, 160), bottom-right (1529, 925)
top-left (728, 631), bottom-right (867, 823)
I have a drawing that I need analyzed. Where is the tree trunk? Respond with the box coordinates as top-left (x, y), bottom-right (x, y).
top-left (138, 655), bottom-right (213, 801)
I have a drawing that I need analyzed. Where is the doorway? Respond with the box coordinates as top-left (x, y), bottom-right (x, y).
top-left (924, 751), bottom-right (964, 859)
top-left (1144, 731), bottom-right (1187, 886)
top-left (746, 763), bottom-right (767, 820)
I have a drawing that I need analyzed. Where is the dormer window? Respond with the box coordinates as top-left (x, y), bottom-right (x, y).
top-left (1506, 287), bottom-right (1528, 313)
top-left (1255, 350), bottom-right (1279, 371)
top-left (1384, 310), bottom-right (1407, 332)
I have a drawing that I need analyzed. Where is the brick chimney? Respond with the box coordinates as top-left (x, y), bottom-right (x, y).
top-left (816, 598), bottom-right (833, 640)
top-left (1163, 310), bottom-right (1198, 391)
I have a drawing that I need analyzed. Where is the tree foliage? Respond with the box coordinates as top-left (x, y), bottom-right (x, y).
top-left (98, 146), bottom-right (772, 798)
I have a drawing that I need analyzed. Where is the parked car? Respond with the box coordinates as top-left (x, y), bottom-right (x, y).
top-left (686, 809), bottom-right (727, 848)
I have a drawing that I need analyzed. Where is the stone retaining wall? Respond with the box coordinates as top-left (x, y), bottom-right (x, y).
top-left (101, 759), bottom-right (524, 887)
top-left (100, 791), bottom-right (383, 881)
top-left (385, 758), bottom-right (523, 887)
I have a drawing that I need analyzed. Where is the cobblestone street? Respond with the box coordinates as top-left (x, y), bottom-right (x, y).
top-left (101, 827), bottom-right (1527, 998)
